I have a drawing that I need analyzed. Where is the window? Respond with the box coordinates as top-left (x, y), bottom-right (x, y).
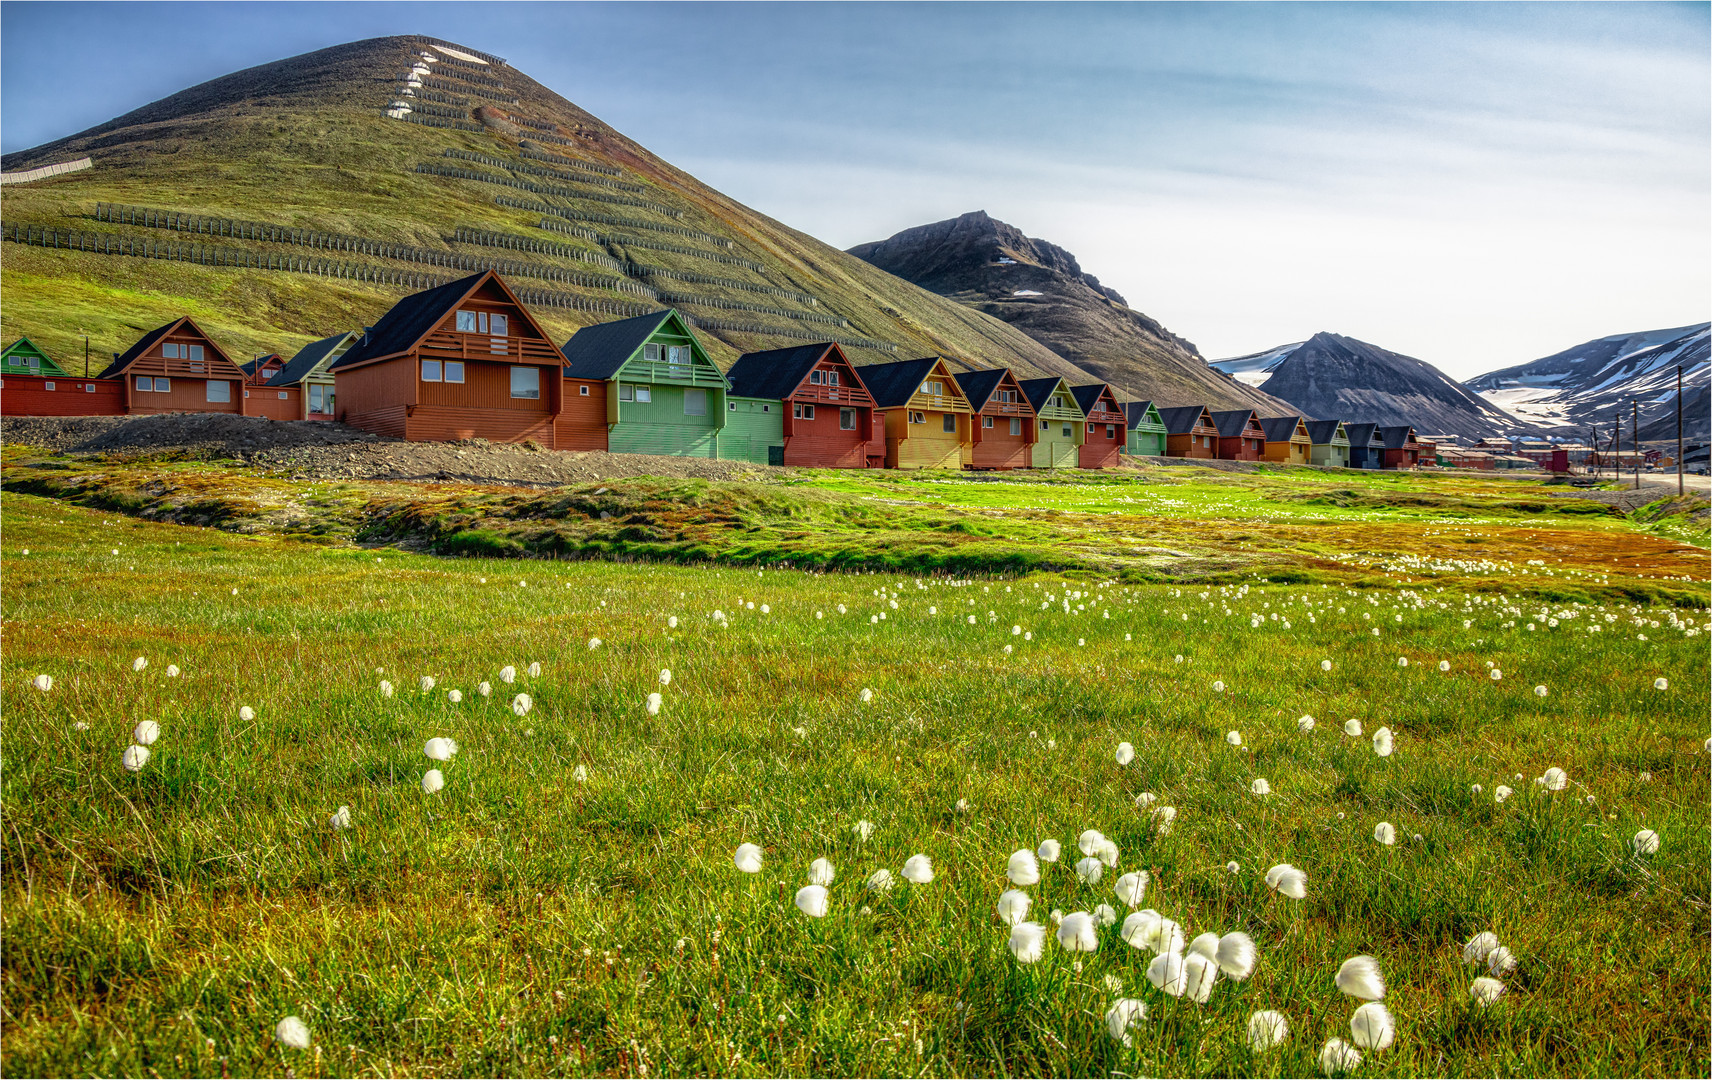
top-left (206, 380), bottom-right (231, 403)
top-left (85, 383), bottom-right (96, 393)
top-left (683, 388), bottom-right (706, 416)
top-left (278, 391), bottom-right (289, 400)
top-left (809, 370), bottom-right (823, 385)
top-left (579, 384), bottom-right (590, 396)
top-left (163, 343), bottom-right (180, 359)
top-left (43, 381), bottom-right (55, 391)
top-left (189, 345), bottom-right (203, 362)
top-left (1040, 419), bottom-right (1049, 431)
top-left (909, 410), bottom-right (926, 424)
top-left (1063, 425), bottom-right (1073, 438)
top-left (155, 377), bottom-right (171, 392)
top-left (619, 384), bottom-right (634, 402)
top-left (510, 366), bottom-right (540, 399)
top-left (729, 401), bottom-right (737, 411)
top-left (1107, 424), bottom-right (1117, 439)
top-left (942, 413), bottom-right (957, 434)
top-left (826, 370), bottom-right (839, 387)
top-left (189, 362), bottom-right (205, 373)
top-left (643, 343), bottom-right (661, 362)
top-left (983, 415), bottom-right (995, 429)
top-left (840, 408), bottom-right (857, 430)
top-left (444, 361), bottom-right (465, 384)
top-left (762, 404), bottom-right (770, 412)
top-left (309, 385), bottom-right (329, 413)
top-left (1010, 417), bottom-right (1023, 436)
top-left (489, 313), bottom-right (507, 337)
top-left (667, 345), bottom-right (691, 378)
top-left (421, 360), bottom-right (443, 382)
top-left (1087, 423), bottom-right (1095, 434)
top-left (794, 403), bottom-right (815, 420)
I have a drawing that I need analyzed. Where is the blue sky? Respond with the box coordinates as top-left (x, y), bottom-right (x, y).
top-left (3, 2), bottom-right (1706, 376)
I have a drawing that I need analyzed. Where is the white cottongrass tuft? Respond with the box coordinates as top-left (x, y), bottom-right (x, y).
top-left (1106, 998), bottom-right (1147, 1046)
top-left (1151, 806), bottom-right (1177, 835)
top-left (1215, 932), bottom-right (1257, 979)
top-left (1078, 829), bottom-right (1107, 856)
top-left (424, 737), bottom-right (458, 761)
top-left (646, 692), bottom-right (663, 716)
top-left (1343, 718), bottom-right (1362, 737)
top-left (132, 720), bottom-right (160, 746)
top-left (1495, 785), bottom-right (1513, 802)
top-left (1320, 1038), bottom-right (1362, 1075)
top-left (901, 854), bottom-right (934, 884)
top-left (1134, 792), bottom-right (1157, 810)
top-left (1056, 911), bottom-right (1099, 952)
top-left (1121, 909), bottom-right (1162, 950)
top-left (1487, 946), bottom-right (1517, 975)
top-left (1349, 1001), bottom-right (1395, 1051)
top-left (1653, 677), bottom-right (1668, 690)
top-left (447, 689), bottom-right (462, 704)
top-left (1227, 860), bottom-right (1241, 874)
top-left (1096, 838), bottom-right (1120, 867)
top-left (1181, 951), bottom-right (1219, 1003)
top-left (1037, 838), bottom-right (1062, 863)
top-left (733, 843), bottom-right (764, 873)
top-left (1113, 870), bottom-right (1149, 906)
top-left (1462, 931), bottom-right (1501, 963)
top-left (1250, 778), bottom-right (1271, 796)
top-left (867, 868), bottom-right (895, 893)
top-left (1226, 730), bottom-right (1242, 746)
top-left (1397, 657), bottom-right (1409, 668)
top-left (658, 669), bottom-right (672, 686)
top-left (1541, 766), bottom-right (1568, 791)
top-left (499, 665), bottom-right (516, 683)
top-left (1298, 714), bottom-right (1316, 731)
top-left (1633, 828), bottom-right (1660, 855)
top-left (1266, 863), bottom-right (1306, 898)
top-left (1336, 955), bottom-right (1385, 1000)
top-left (122, 745), bottom-right (150, 772)
top-left (1490, 668), bottom-right (1502, 681)
top-left (1094, 903), bottom-right (1118, 927)
top-left (1115, 741), bottom-right (1135, 765)
top-left (512, 693), bottom-right (533, 717)
top-left (132, 656), bottom-right (148, 672)
top-left (859, 687), bottom-right (874, 703)
top-left (478, 681), bottom-right (492, 697)
top-left (1470, 976), bottom-right (1507, 1006)
top-left (587, 637), bottom-right (602, 650)
top-left (1008, 921), bottom-right (1047, 962)
top-left (1321, 659), bottom-right (1332, 672)
top-left (808, 857), bottom-right (835, 886)
top-left (1438, 660), bottom-right (1451, 672)
top-left (239, 706), bottom-right (255, 722)
top-left (1007, 849), bottom-right (1040, 886)
top-left (1075, 857), bottom-right (1104, 885)
top-left (853, 819), bottom-right (876, 841)
top-left (1534, 685), bottom-right (1548, 698)
top-left (794, 884), bottom-right (829, 918)
top-left (1212, 680), bottom-right (1226, 693)
top-left (31, 674), bottom-right (53, 691)
top-left (329, 805), bottom-right (352, 829)
top-left (1174, 654), bottom-right (1184, 664)
top-left (996, 889), bottom-right (1031, 926)
top-left (421, 769), bottom-right (444, 795)
top-left (1248, 1009), bottom-right (1289, 1051)
top-left (668, 615), bottom-right (679, 629)
top-left (419, 676), bottom-right (435, 693)
top-left (1372, 727), bottom-right (1394, 757)
top-left (572, 764), bottom-right (589, 782)
top-left (380, 680), bottom-right (394, 698)
top-left (1373, 821), bottom-right (1396, 845)
top-left (275, 1015), bottom-right (311, 1050)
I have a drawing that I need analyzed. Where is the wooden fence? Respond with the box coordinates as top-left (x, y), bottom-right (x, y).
top-left (493, 195), bottom-right (733, 247)
top-left (441, 148), bottom-right (643, 193)
top-left (419, 77), bottom-right (517, 104)
top-left (528, 215), bottom-right (766, 271)
top-left (404, 36), bottom-right (507, 66)
top-left (395, 112), bottom-right (484, 134)
top-left (414, 162), bottom-right (668, 214)
top-left (519, 147), bottom-right (623, 177)
top-left (658, 292), bottom-right (847, 327)
top-left (451, 226), bottom-right (623, 270)
top-left (0, 157), bottom-right (93, 186)
top-left (628, 266), bottom-right (817, 305)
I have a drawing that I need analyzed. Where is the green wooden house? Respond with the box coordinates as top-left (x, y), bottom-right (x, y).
top-left (560, 309), bottom-right (728, 458)
top-left (1304, 419), bottom-right (1351, 468)
top-left (2, 336), bottom-right (70, 376)
top-left (1017, 376), bottom-right (1085, 468)
top-left (1123, 400), bottom-right (1167, 456)
top-left (270, 330), bottom-right (362, 419)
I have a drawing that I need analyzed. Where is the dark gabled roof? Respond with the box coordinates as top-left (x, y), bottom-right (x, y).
top-left (956, 368), bottom-right (1013, 412)
top-left (1343, 422), bottom-right (1385, 446)
top-left (1124, 400), bottom-right (1160, 428)
top-left (240, 354), bottom-right (283, 378)
top-left (95, 320), bottom-right (180, 380)
top-left (726, 343), bottom-right (836, 400)
top-left (1070, 383), bottom-right (1115, 416)
top-left (854, 357), bottom-right (944, 408)
top-left (1210, 409), bottom-right (1261, 438)
top-left (1379, 425), bottom-right (1418, 449)
top-left (1260, 415), bottom-right (1307, 442)
top-left (559, 310), bottom-right (677, 380)
top-left (268, 331), bottom-right (358, 387)
top-left (1017, 376), bottom-right (1069, 412)
top-left (1157, 405), bottom-right (1212, 434)
top-left (332, 272), bottom-right (491, 371)
top-left (1304, 419), bottom-right (1347, 444)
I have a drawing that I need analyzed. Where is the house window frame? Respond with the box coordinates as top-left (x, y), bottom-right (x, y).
top-left (908, 410), bottom-right (926, 425)
top-left (942, 413), bottom-right (957, 434)
top-left (809, 369), bottom-right (823, 385)
top-left (43, 380), bottom-right (56, 391)
top-left (683, 387), bottom-right (707, 416)
top-left (444, 361), bottom-right (466, 384)
top-left (579, 384), bottom-right (590, 396)
top-left (1107, 424), bottom-right (1117, 439)
top-left (206, 379), bottom-right (231, 403)
top-left (421, 360), bottom-right (443, 382)
top-left (510, 365), bottom-right (541, 400)
top-left (840, 407), bottom-right (857, 431)
top-left (794, 402), bottom-right (816, 420)
top-left (1010, 417), bottom-right (1023, 436)
top-left (983, 415), bottom-right (995, 429)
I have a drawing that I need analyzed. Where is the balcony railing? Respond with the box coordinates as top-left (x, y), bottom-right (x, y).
top-left (419, 331), bottom-right (564, 364)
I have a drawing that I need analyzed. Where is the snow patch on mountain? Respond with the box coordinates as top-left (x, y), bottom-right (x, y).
top-left (1208, 342), bottom-right (1304, 387)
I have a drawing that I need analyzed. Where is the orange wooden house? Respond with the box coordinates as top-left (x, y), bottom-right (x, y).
top-left (1158, 405), bottom-right (1219, 458)
top-left (1071, 383), bottom-right (1126, 469)
top-left (330, 270), bottom-right (566, 444)
top-left (957, 368), bottom-right (1036, 470)
top-left (1259, 414), bottom-right (1313, 464)
top-left (96, 317), bottom-right (251, 416)
top-left (1210, 408), bottom-right (1267, 460)
top-left (855, 357), bottom-right (974, 469)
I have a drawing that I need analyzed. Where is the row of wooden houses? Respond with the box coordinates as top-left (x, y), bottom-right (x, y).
top-left (0, 270), bottom-right (1423, 470)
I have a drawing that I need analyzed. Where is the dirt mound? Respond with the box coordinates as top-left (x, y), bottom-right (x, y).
top-left (2, 413), bottom-right (780, 485)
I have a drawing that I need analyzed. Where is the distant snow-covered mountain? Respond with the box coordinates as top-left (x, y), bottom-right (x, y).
top-left (1207, 342), bottom-right (1304, 387)
top-left (1466, 323), bottom-right (1709, 440)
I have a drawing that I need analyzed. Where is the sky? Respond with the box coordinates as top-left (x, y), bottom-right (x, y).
top-left (2, 2), bottom-right (1707, 377)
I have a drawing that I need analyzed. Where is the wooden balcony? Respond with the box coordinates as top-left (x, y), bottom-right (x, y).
top-left (419, 331), bottom-right (564, 365)
top-left (795, 383), bottom-right (875, 407)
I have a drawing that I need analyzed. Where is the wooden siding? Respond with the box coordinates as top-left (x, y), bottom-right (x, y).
top-left (1310, 442), bottom-right (1349, 468)
top-left (783, 400), bottom-right (872, 468)
top-left (1383, 447), bottom-right (1420, 469)
top-left (242, 385), bottom-right (302, 421)
top-left (609, 383), bottom-right (722, 458)
top-left (883, 409), bottom-right (968, 470)
top-left (1032, 416), bottom-right (1081, 468)
top-left (407, 405), bottom-right (556, 445)
top-left (419, 358), bottom-right (554, 414)
top-left (1126, 429), bottom-right (1166, 456)
top-left (125, 373), bottom-right (243, 415)
top-left (555, 377), bottom-right (608, 451)
top-left (1262, 435), bottom-right (1312, 464)
top-left (1166, 431), bottom-right (1218, 459)
top-left (0, 375), bottom-right (124, 416)
top-left (970, 414), bottom-right (1031, 470)
top-left (336, 359), bottom-right (413, 430)
top-left (724, 397), bottom-right (784, 464)
top-left (1080, 418), bottom-right (1124, 469)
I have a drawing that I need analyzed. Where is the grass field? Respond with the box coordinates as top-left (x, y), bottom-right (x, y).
top-left (2, 465), bottom-right (1708, 1077)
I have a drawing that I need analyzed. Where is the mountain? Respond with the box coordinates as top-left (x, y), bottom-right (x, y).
top-left (1226, 332), bottom-right (1526, 437)
top-left (0, 36), bottom-right (1099, 386)
top-left (1465, 323), bottom-right (1709, 442)
top-left (846, 211), bottom-right (1288, 411)
top-left (1208, 341), bottom-right (1304, 388)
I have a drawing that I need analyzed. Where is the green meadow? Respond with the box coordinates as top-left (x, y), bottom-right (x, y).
top-left (1, 464), bottom-right (1708, 1078)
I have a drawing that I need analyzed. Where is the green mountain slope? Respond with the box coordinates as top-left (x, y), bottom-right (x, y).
top-left (0, 35), bottom-right (1103, 384)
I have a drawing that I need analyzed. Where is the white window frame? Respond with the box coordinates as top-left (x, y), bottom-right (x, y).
top-left (840, 407), bottom-right (857, 431)
top-left (421, 360), bottom-right (443, 382)
top-left (1010, 417), bottom-right (1023, 436)
top-left (619, 384), bottom-right (634, 402)
top-left (579, 384), bottom-right (590, 396)
top-left (1107, 424), bottom-right (1117, 439)
top-left (206, 379), bottom-right (231, 403)
top-left (683, 387), bottom-right (707, 416)
top-left (635, 385), bottom-right (651, 403)
top-left (510, 365), bottom-right (541, 400)
top-left (983, 415), bottom-right (995, 429)
top-left (43, 380), bottom-right (56, 391)
top-left (809, 370), bottom-right (823, 385)
top-left (444, 361), bottom-right (466, 384)
top-left (1063, 424), bottom-right (1073, 438)
top-left (942, 413), bottom-right (957, 434)
top-left (909, 410), bottom-right (926, 425)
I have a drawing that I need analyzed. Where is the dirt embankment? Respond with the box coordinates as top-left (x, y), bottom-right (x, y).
top-left (1, 414), bottom-right (783, 485)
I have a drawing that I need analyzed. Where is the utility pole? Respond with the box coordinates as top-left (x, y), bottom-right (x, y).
top-left (1677, 365), bottom-right (1685, 496)
top-left (1632, 400), bottom-right (1640, 491)
top-left (83, 335), bottom-right (90, 377)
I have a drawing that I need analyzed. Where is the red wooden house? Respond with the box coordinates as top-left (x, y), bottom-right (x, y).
top-left (1380, 425), bottom-right (1422, 469)
top-left (1071, 383), bottom-right (1125, 469)
top-left (96, 317), bottom-right (250, 416)
top-left (1210, 408), bottom-right (1266, 460)
top-left (1158, 405), bottom-right (1219, 459)
top-left (724, 342), bottom-right (879, 467)
top-left (330, 270), bottom-right (566, 444)
top-left (957, 368), bottom-right (1036, 470)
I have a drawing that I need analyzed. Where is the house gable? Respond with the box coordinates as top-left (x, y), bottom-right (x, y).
top-left (97, 317), bottom-right (246, 381)
top-left (856, 357), bottom-right (971, 413)
top-left (333, 270), bottom-right (562, 373)
top-left (1018, 377), bottom-right (1083, 421)
top-left (2, 336), bottom-right (69, 376)
top-left (268, 330), bottom-right (361, 388)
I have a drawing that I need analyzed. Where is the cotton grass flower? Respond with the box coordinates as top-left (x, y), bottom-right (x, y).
top-left (477, 681), bottom-right (491, 697)
top-left (31, 674), bottom-right (52, 692)
top-left (1654, 677), bottom-right (1668, 690)
top-left (1056, 911), bottom-right (1099, 952)
top-left (1180, 952), bottom-right (1218, 1002)
top-left (1078, 829), bottom-right (1107, 856)
top-left (1225, 730), bottom-right (1242, 746)
top-left (1343, 718), bottom-right (1362, 737)
top-left (1227, 860), bottom-right (1241, 874)
top-left (1349, 1001), bottom-right (1395, 1051)
top-left (1397, 657), bottom-right (1409, 668)
top-left (866, 868), bottom-right (895, 893)
top-left (1008, 921), bottom-right (1047, 962)
top-left (132, 656), bottom-right (148, 672)
top-left (1212, 680), bottom-right (1226, 693)
top-left (1487, 946), bottom-right (1517, 975)
top-left (132, 720), bottom-right (160, 746)
top-left (380, 680), bottom-right (394, 698)
top-left (239, 706), bottom-right (255, 722)
top-left (330, 805), bottom-right (352, 829)
top-left (447, 689), bottom-right (463, 704)
top-left (1540, 766), bottom-right (1568, 791)
top-left (1495, 785), bottom-right (1513, 803)
top-left (1150, 806), bottom-right (1177, 836)
top-left (808, 857), bottom-right (835, 886)
top-left (1250, 778), bottom-right (1272, 796)
top-left (1075, 857), bottom-right (1104, 885)
top-left (1094, 903), bottom-right (1118, 927)
top-left (853, 819), bottom-right (876, 842)
top-left (122, 745), bottom-right (150, 772)
top-left (1336, 955), bottom-right (1385, 1000)
top-left (1037, 838), bottom-right (1062, 863)
top-left (512, 693), bottom-right (533, 717)
top-left (1265, 864), bottom-right (1306, 898)
top-left (1115, 741), bottom-right (1135, 765)
top-left (424, 737), bottom-right (458, 761)
top-left (1248, 1009), bottom-right (1289, 1051)
top-left (1372, 727), bottom-right (1394, 757)
top-left (421, 769), bottom-right (445, 795)
top-left (733, 843), bottom-right (764, 873)
top-left (275, 1015), bottom-right (311, 1050)
top-left (794, 884), bottom-right (829, 918)
top-left (1489, 668), bottom-right (1502, 681)
top-left (1297, 714), bottom-right (1316, 731)
top-left (860, 688), bottom-right (874, 703)
top-left (1007, 849), bottom-right (1040, 886)
top-left (1113, 870), bottom-right (1149, 906)
top-left (1438, 660), bottom-right (1451, 672)
top-left (1534, 685), bottom-right (1548, 698)
top-left (1321, 659), bottom-right (1332, 672)
top-left (996, 889), bottom-right (1031, 926)
top-left (1462, 932), bottom-right (1500, 963)
top-left (1319, 1038), bottom-right (1362, 1075)
top-left (419, 676), bottom-right (435, 693)
top-left (1121, 909), bottom-right (1162, 950)
top-left (1134, 792), bottom-right (1156, 810)
top-left (901, 854), bottom-right (934, 884)
top-left (572, 764), bottom-right (588, 782)
top-left (499, 665), bottom-right (516, 683)
top-left (1470, 976), bottom-right (1507, 1006)
top-left (646, 692), bottom-right (663, 716)
top-left (1105, 998), bottom-right (1147, 1046)
top-left (587, 637), bottom-right (602, 650)
top-left (1633, 828), bottom-right (1660, 855)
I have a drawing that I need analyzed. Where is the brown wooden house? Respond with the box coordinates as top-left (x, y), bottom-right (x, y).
top-left (330, 271), bottom-right (566, 444)
top-left (1158, 405), bottom-right (1219, 458)
top-left (97, 318), bottom-right (250, 416)
top-left (1259, 415), bottom-right (1313, 464)
top-left (957, 368), bottom-right (1036, 470)
top-left (1071, 383), bottom-right (1126, 469)
top-left (1210, 408), bottom-right (1266, 460)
